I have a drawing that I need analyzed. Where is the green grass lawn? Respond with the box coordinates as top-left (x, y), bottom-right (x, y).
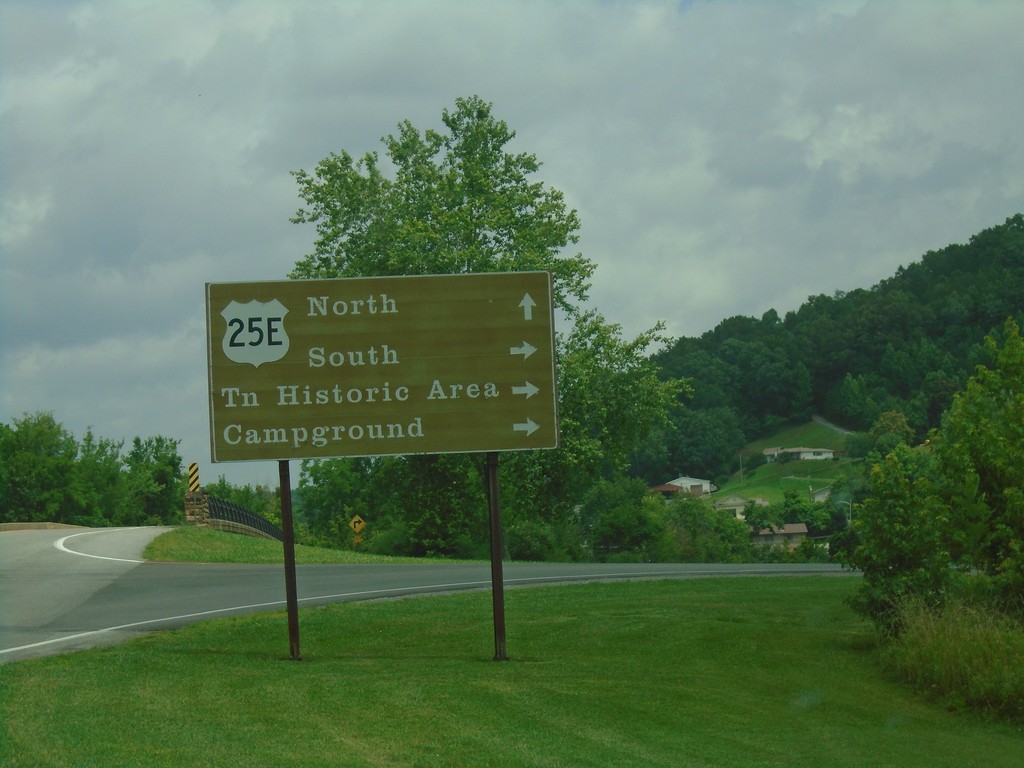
top-left (2, 577), bottom-right (1020, 767)
top-left (710, 419), bottom-right (863, 505)
top-left (714, 457), bottom-right (856, 505)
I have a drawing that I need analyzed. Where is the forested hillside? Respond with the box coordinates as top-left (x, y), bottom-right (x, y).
top-left (637, 214), bottom-right (1024, 485)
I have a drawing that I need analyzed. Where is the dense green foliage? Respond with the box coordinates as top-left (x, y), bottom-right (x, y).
top-left (644, 214), bottom-right (1024, 485)
top-left (840, 321), bottom-right (1024, 632)
top-left (842, 443), bottom-right (950, 631)
top-left (0, 412), bottom-right (183, 526)
top-left (933, 320), bottom-right (1024, 605)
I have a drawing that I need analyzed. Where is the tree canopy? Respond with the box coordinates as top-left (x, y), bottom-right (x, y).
top-left (290, 95), bottom-right (594, 312)
top-left (289, 96), bottom-right (684, 559)
top-left (645, 214), bottom-right (1024, 482)
top-left (841, 320), bottom-right (1024, 630)
top-left (0, 412), bottom-right (183, 526)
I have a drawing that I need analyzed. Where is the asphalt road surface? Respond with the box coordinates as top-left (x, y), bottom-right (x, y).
top-left (0, 526), bottom-right (847, 663)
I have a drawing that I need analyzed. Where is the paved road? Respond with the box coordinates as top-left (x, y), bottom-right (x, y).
top-left (0, 527), bottom-right (848, 663)
top-left (0, 527), bottom-right (173, 659)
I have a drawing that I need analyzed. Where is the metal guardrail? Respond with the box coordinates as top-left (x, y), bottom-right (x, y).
top-left (207, 496), bottom-right (284, 542)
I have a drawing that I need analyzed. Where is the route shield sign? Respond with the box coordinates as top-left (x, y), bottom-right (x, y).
top-left (205, 272), bottom-right (559, 462)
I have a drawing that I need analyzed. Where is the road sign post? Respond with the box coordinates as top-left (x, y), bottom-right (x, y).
top-left (278, 460), bottom-right (301, 661)
top-left (205, 271), bottom-right (558, 660)
top-left (486, 451), bottom-right (507, 661)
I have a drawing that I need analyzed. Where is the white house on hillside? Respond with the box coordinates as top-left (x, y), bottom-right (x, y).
top-left (762, 447), bottom-right (835, 462)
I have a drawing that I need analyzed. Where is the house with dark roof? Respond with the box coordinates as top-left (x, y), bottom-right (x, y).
top-left (752, 523), bottom-right (808, 549)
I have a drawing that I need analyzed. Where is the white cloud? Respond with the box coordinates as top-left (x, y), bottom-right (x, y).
top-left (0, 190), bottom-right (51, 249)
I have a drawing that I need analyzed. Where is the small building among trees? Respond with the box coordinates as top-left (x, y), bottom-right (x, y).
top-left (712, 493), bottom-right (769, 520)
top-left (753, 523), bottom-right (809, 549)
top-left (650, 476), bottom-right (717, 497)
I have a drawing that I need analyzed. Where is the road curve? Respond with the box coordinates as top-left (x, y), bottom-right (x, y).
top-left (0, 526), bottom-right (849, 663)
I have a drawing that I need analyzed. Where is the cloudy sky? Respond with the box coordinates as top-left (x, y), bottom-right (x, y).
top-left (2, 0), bottom-right (1022, 488)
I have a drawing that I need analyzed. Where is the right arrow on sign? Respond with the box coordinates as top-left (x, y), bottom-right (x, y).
top-left (513, 418), bottom-right (539, 436)
top-left (510, 341), bottom-right (537, 360)
top-left (511, 381), bottom-right (539, 399)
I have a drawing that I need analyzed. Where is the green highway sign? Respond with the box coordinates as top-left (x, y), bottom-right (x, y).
top-left (205, 272), bottom-right (558, 462)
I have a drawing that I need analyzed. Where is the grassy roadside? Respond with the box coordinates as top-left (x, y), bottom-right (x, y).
top-left (1, 577), bottom-right (1020, 767)
top-left (144, 525), bottom-right (449, 565)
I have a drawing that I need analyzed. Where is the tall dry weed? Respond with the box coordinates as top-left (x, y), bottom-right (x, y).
top-left (884, 598), bottom-right (1024, 722)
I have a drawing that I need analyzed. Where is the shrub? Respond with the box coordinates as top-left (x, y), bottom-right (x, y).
top-left (883, 598), bottom-right (1024, 722)
top-left (843, 444), bottom-right (951, 633)
top-left (665, 496), bottom-right (753, 563)
top-left (505, 518), bottom-right (561, 561)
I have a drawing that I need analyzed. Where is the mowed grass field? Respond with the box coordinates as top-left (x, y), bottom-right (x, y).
top-left (144, 525), bottom-right (435, 564)
top-left (2, 575), bottom-right (1020, 767)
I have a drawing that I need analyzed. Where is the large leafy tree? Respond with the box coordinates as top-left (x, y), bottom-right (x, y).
top-left (0, 412), bottom-right (78, 524)
top-left (290, 95), bottom-right (594, 311)
top-left (933, 318), bottom-right (1024, 605)
top-left (554, 312), bottom-right (685, 487)
top-left (502, 312), bottom-right (685, 558)
top-left (842, 444), bottom-right (950, 632)
top-left (666, 496), bottom-right (753, 564)
top-left (119, 436), bottom-right (183, 525)
top-left (289, 96), bottom-right (684, 558)
top-left (70, 429), bottom-right (126, 526)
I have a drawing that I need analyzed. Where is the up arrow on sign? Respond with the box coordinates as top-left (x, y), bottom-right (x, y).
top-left (519, 292), bottom-right (536, 320)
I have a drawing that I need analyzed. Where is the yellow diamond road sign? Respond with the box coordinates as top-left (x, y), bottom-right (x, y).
top-left (206, 271), bottom-right (559, 462)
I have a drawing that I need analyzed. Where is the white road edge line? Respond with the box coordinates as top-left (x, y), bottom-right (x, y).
top-left (0, 579), bottom-right (497, 657)
top-left (53, 529), bottom-right (145, 564)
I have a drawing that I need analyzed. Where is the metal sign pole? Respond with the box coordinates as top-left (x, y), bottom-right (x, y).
top-left (278, 460), bottom-right (301, 661)
top-left (486, 451), bottom-right (508, 661)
